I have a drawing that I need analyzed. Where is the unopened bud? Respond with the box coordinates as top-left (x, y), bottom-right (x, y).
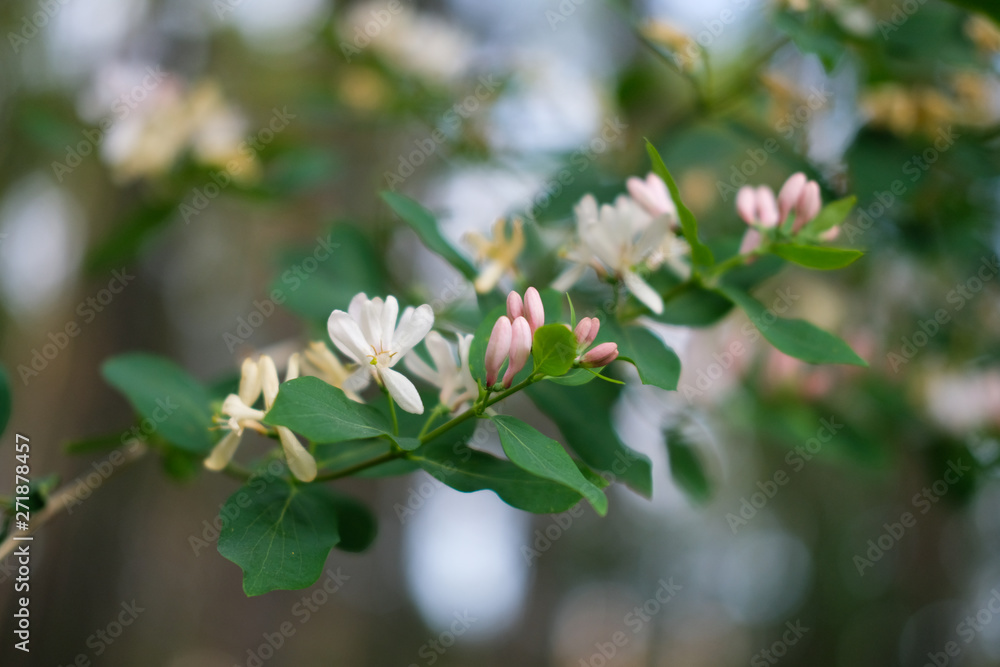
top-left (485, 316), bottom-right (512, 387)
top-left (523, 286), bottom-right (544, 335)
top-left (580, 342), bottom-right (619, 368)
top-left (503, 316), bottom-right (532, 388)
top-left (574, 317), bottom-right (600, 347)
top-left (506, 290), bottom-right (523, 320)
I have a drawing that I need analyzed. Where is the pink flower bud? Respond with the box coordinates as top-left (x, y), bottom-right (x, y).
top-left (574, 317), bottom-right (600, 347)
top-left (820, 226), bottom-right (839, 241)
top-left (755, 186), bottom-right (779, 227)
top-left (736, 186), bottom-right (756, 224)
top-left (580, 342), bottom-right (619, 368)
top-left (506, 290), bottom-right (523, 320)
top-left (484, 316), bottom-right (512, 387)
top-left (777, 172), bottom-right (807, 223)
top-left (738, 228), bottom-right (762, 255)
top-left (503, 316), bottom-right (532, 388)
top-left (523, 286), bottom-right (544, 334)
top-left (627, 172), bottom-right (674, 219)
top-left (793, 181), bottom-right (821, 232)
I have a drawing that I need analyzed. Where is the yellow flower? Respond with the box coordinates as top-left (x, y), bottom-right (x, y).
top-left (640, 20), bottom-right (699, 71)
top-left (966, 14), bottom-right (1000, 54)
top-left (301, 341), bottom-right (369, 402)
top-left (464, 218), bottom-right (525, 293)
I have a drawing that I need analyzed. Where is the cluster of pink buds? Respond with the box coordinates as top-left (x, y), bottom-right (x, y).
top-left (737, 172), bottom-right (831, 254)
top-left (485, 287), bottom-right (544, 388)
top-left (573, 317), bottom-right (619, 368)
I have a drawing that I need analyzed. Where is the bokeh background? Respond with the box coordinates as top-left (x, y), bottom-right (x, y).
top-left (2, 0), bottom-right (1000, 665)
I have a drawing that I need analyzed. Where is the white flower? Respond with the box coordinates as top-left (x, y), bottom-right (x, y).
top-left (327, 293), bottom-right (435, 414)
top-left (552, 194), bottom-right (673, 314)
top-left (204, 354), bottom-right (317, 482)
top-left (405, 331), bottom-right (477, 413)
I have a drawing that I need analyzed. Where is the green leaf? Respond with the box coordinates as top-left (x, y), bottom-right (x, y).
top-left (327, 490), bottom-right (377, 552)
top-left (527, 382), bottom-right (653, 497)
top-left (645, 141), bottom-right (714, 268)
top-left (218, 476), bottom-right (342, 596)
top-left (800, 196), bottom-right (856, 236)
top-left (102, 353), bottom-right (215, 453)
top-left (63, 432), bottom-right (126, 455)
top-left (771, 243), bottom-right (863, 270)
top-left (717, 286), bottom-right (867, 366)
top-left (380, 191), bottom-right (477, 280)
top-left (598, 319), bottom-right (681, 391)
top-left (274, 223), bottom-right (385, 322)
top-left (264, 377), bottom-right (392, 443)
top-left (532, 323), bottom-right (578, 377)
top-left (85, 202), bottom-right (176, 274)
top-left (0, 365), bottom-right (10, 436)
top-left (666, 427), bottom-right (711, 504)
top-left (548, 368), bottom-right (599, 386)
top-left (655, 284), bottom-right (734, 327)
top-left (492, 415), bottom-right (608, 515)
top-left (410, 439), bottom-right (590, 514)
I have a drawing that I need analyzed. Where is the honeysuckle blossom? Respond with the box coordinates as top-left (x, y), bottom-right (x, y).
top-left (327, 293), bottom-right (434, 414)
top-left (204, 354), bottom-right (318, 482)
top-left (405, 331), bottom-right (477, 412)
top-left (301, 340), bottom-right (368, 402)
top-left (102, 79), bottom-right (257, 183)
top-left (465, 218), bottom-right (525, 293)
top-left (260, 355), bottom-right (318, 483)
top-left (552, 194), bottom-right (672, 314)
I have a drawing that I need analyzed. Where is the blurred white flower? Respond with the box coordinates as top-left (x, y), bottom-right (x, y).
top-left (552, 193), bottom-right (676, 314)
top-left (341, 3), bottom-right (474, 84)
top-left (405, 331), bottom-right (477, 412)
top-left (101, 78), bottom-right (257, 183)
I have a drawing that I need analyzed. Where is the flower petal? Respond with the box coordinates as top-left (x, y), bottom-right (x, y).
top-left (285, 352), bottom-right (300, 382)
top-left (222, 394), bottom-right (266, 423)
top-left (404, 346), bottom-right (440, 386)
top-left (425, 330), bottom-right (457, 377)
top-left (623, 270), bottom-right (664, 314)
top-left (204, 430), bottom-right (242, 471)
top-left (381, 295), bottom-right (399, 350)
top-left (327, 310), bottom-right (370, 364)
top-left (237, 357), bottom-right (261, 405)
top-left (258, 355), bottom-right (281, 409)
top-left (392, 304), bottom-right (434, 359)
top-left (277, 426), bottom-right (317, 482)
top-left (347, 292), bottom-right (368, 322)
top-left (379, 366), bottom-right (424, 414)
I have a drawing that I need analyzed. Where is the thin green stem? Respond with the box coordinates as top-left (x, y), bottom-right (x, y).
top-left (386, 391), bottom-right (399, 436)
top-left (418, 404), bottom-right (447, 439)
top-left (313, 450), bottom-right (403, 483)
top-left (419, 375), bottom-right (539, 444)
top-left (222, 462), bottom-right (253, 482)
